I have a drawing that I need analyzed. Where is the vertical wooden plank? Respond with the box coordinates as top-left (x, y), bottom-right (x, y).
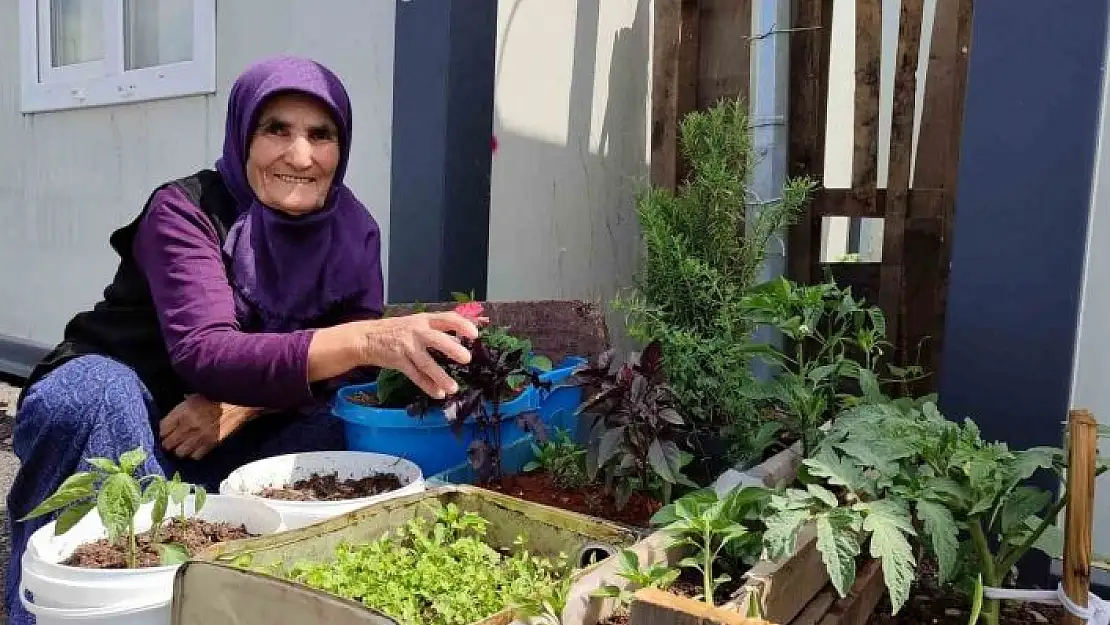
top-left (651, 0), bottom-right (701, 192)
top-left (852, 0), bottom-right (882, 188)
top-left (879, 0), bottom-right (925, 359)
top-left (912, 0), bottom-right (972, 189)
top-left (697, 0), bottom-right (751, 108)
top-left (903, 0), bottom-right (973, 386)
top-left (1062, 409), bottom-right (1098, 625)
top-left (787, 0), bottom-right (834, 286)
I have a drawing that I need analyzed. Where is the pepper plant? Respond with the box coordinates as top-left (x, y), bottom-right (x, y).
top-left (649, 485), bottom-right (771, 606)
top-left (21, 446), bottom-right (206, 567)
top-left (732, 276), bottom-right (925, 461)
top-left (591, 549), bottom-right (681, 609)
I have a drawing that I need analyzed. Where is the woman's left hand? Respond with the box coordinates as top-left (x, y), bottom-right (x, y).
top-left (159, 394), bottom-right (260, 460)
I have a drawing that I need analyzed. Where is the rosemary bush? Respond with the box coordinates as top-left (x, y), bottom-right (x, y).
top-left (615, 97), bottom-right (815, 435)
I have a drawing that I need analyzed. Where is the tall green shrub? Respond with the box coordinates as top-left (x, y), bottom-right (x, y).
top-left (615, 98), bottom-right (815, 432)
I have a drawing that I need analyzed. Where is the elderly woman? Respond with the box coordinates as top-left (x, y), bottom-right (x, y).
top-left (4, 55), bottom-right (475, 623)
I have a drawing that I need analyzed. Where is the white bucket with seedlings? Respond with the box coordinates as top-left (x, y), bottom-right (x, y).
top-left (18, 450), bottom-right (283, 625)
top-left (218, 450), bottom-right (426, 529)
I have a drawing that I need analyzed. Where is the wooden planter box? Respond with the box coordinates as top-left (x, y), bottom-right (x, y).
top-left (629, 557), bottom-right (886, 625)
top-left (557, 442), bottom-right (884, 625)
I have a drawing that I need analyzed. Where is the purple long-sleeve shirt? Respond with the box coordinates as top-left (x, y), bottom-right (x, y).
top-left (131, 186), bottom-right (381, 409)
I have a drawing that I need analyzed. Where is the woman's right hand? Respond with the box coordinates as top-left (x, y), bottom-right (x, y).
top-left (354, 312), bottom-right (479, 399)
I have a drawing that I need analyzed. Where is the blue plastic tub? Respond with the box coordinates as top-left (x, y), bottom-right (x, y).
top-left (535, 356), bottom-right (587, 423)
top-left (333, 382), bottom-right (539, 476)
top-left (429, 399), bottom-right (582, 486)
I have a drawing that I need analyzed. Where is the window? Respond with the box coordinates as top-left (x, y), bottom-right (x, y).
top-left (19, 0), bottom-right (215, 113)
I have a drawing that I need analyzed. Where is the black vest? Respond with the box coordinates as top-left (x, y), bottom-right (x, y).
top-left (20, 170), bottom-right (240, 416)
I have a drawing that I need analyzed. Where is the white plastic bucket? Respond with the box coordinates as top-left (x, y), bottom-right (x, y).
top-left (218, 450), bottom-right (426, 529)
top-left (20, 494), bottom-right (283, 625)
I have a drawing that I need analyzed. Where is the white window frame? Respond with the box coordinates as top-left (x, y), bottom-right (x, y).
top-left (19, 0), bottom-right (216, 114)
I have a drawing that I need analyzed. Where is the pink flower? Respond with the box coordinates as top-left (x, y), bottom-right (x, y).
top-left (454, 301), bottom-right (485, 321)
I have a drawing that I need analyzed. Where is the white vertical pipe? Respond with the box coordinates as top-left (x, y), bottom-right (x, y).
top-left (748, 0), bottom-right (792, 377)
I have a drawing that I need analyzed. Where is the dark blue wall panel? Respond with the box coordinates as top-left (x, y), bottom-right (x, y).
top-left (939, 0), bottom-right (1108, 583)
top-left (389, 0), bottom-right (497, 303)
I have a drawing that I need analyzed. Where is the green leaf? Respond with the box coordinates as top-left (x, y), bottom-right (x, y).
top-left (806, 484), bottom-right (839, 508)
top-left (156, 543), bottom-right (191, 566)
top-left (804, 451), bottom-right (868, 492)
top-left (20, 472), bottom-right (97, 521)
top-left (858, 369), bottom-right (882, 401)
top-left (861, 500), bottom-right (916, 614)
top-left (834, 439), bottom-right (911, 476)
top-left (145, 480), bottom-right (169, 529)
top-left (118, 448), bottom-right (148, 475)
top-left (915, 499), bottom-right (959, 584)
top-left (618, 549), bottom-right (639, 573)
top-left (193, 486), bottom-right (207, 513)
top-left (763, 510), bottom-right (809, 560)
top-left (808, 363), bottom-right (839, 384)
top-left (87, 458), bottom-right (120, 473)
top-left (1001, 487), bottom-right (1050, 534)
top-left (522, 461), bottom-right (541, 472)
top-left (1028, 519), bottom-right (1064, 559)
top-left (54, 500), bottom-right (96, 535)
top-left (97, 472), bottom-right (141, 540)
top-left (528, 355), bottom-right (553, 372)
top-left (816, 510), bottom-right (860, 598)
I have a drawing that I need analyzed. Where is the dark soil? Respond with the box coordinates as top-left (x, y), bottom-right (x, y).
top-left (258, 472), bottom-right (403, 501)
top-left (348, 390), bottom-right (378, 406)
top-left (599, 568), bottom-right (745, 625)
top-left (480, 472), bottom-right (662, 528)
top-left (867, 561), bottom-right (1064, 625)
top-left (63, 518), bottom-right (253, 569)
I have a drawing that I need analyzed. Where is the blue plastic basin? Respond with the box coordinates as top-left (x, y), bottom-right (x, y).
top-left (333, 382), bottom-right (540, 476)
top-left (535, 356), bottom-right (587, 423)
top-left (333, 356), bottom-right (589, 477)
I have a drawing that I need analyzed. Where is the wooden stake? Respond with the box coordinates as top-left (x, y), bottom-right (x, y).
top-left (1062, 409), bottom-right (1098, 625)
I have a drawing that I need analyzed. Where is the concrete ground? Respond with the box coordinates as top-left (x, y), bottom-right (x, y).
top-left (0, 381), bottom-right (19, 624)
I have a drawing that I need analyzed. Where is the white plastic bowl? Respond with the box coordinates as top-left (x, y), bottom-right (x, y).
top-left (218, 450), bottom-right (426, 529)
top-left (21, 494), bottom-right (283, 625)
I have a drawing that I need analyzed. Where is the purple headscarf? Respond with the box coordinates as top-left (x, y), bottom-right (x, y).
top-left (215, 55), bottom-right (382, 330)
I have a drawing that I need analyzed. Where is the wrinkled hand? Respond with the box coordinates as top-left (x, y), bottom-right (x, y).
top-left (359, 311), bottom-right (480, 399)
top-left (159, 395), bottom-right (259, 460)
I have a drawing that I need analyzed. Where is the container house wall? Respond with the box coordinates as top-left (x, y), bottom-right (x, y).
top-left (0, 1), bottom-right (395, 374)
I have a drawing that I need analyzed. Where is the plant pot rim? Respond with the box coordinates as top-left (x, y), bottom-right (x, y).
top-left (332, 382), bottom-right (540, 429)
top-left (25, 494), bottom-right (282, 577)
top-left (218, 450), bottom-right (426, 510)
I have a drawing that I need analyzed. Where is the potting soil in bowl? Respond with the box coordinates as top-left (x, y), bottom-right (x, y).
top-left (20, 494), bottom-right (283, 625)
top-left (219, 451), bottom-right (426, 529)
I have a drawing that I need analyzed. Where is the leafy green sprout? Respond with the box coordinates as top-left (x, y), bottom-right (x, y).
top-left (591, 548), bottom-right (680, 609)
top-left (523, 428), bottom-right (589, 489)
top-left (650, 486), bottom-right (771, 607)
top-left (278, 501), bottom-right (573, 625)
top-left (20, 446), bottom-right (206, 568)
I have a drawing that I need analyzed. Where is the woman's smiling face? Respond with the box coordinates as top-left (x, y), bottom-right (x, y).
top-left (245, 92), bottom-right (341, 216)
